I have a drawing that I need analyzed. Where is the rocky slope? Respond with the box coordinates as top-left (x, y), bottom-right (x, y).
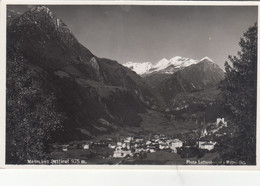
top-left (156, 58), bottom-right (225, 119)
top-left (125, 56), bottom-right (225, 117)
top-left (7, 6), bottom-right (227, 142)
top-left (157, 58), bottom-right (225, 103)
top-left (7, 6), bottom-right (159, 141)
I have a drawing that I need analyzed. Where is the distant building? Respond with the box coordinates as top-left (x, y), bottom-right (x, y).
top-left (153, 134), bottom-right (160, 139)
top-left (61, 145), bottom-right (69, 152)
top-left (83, 144), bottom-right (90, 149)
top-left (113, 147), bottom-right (133, 158)
top-left (126, 137), bottom-right (133, 141)
top-left (108, 144), bottom-right (116, 149)
top-left (198, 141), bottom-right (216, 151)
top-left (200, 128), bottom-right (208, 137)
top-left (149, 148), bottom-right (156, 153)
top-left (113, 151), bottom-right (125, 158)
top-left (159, 143), bottom-right (169, 150)
top-left (124, 139), bottom-right (131, 143)
top-left (117, 142), bottom-right (122, 146)
top-left (121, 142), bottom-right (131, 150)
top-left (158, 139), bottom-right (166, 144)
top-left (135, 138), bottom-right (144, 143)
top-left (168, 139), bottom-right (183, 152)
top-left (169, 139), bottom-right (183, 148)
top-left (122, 143), bottom-right (127, 148)
top-left (126, 143), bottom-right (131, 150)
top-left (62, 148), bottom-right (68, 152)
top-left (216, 118), bottom-right (227, 127)
top-left (200, 143), bottom-right (214, 151)
top-left (135, 148), bottom-right (146, 153)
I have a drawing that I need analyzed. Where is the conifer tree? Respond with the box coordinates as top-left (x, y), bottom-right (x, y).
top-left (220, 23), bottom-right (257, 164)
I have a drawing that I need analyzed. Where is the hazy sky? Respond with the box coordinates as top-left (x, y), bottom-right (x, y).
top-left (9, 5), bottom-right (258, 69)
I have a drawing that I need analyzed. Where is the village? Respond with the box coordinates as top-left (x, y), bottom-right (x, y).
top-left (52, 118), bottom-right (228, 164)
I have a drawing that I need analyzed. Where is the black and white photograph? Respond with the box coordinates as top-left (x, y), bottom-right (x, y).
top-left (4, 3), bottom-right (258, 166)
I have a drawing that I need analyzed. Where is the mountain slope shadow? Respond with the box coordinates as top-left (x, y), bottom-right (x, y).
top-left (7, 6), bottom-right (160, 142)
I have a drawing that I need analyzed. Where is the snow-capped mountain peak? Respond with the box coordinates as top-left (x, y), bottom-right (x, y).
top-left (200, 56), bottom-right (213, 62)
top-left (168, 56), bottom-right (198, 68)
top-left (153, 58), bottom-right (172, 71)
top-left (123, 56), bottom-right (214, 76)
top-left (124, 61), bottom-right (152, 75)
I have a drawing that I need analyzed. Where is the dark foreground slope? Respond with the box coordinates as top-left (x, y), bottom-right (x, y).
top-left (7, 6), bottom-right (158, 141)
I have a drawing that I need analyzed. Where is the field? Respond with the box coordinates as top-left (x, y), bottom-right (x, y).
top-left (139, 109), bottom-right (199, 137)
top-left (122, 151), bottom-right (186, 165)
top-left (95, 109), bottom-right (201, 141)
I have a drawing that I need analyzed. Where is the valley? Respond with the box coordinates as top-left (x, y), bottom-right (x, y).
top-left (47, 109), bottom-right (230, 165)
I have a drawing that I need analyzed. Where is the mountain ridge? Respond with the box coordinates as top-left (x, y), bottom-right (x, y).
top-left (7, 6), bottom-right (160, 141)
top-left (123, 56), bottom-right (216, 76)
top-left (7, 6), bottom-right (225, 142)
top-left (156, 59), bottom-right (225, 110)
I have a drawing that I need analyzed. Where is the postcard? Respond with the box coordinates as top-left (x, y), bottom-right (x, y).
top-left (0, 0), bottom-right (259, 169)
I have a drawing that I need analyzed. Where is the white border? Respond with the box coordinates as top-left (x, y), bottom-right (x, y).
top-left (0, 0), bottom-right (259, 170)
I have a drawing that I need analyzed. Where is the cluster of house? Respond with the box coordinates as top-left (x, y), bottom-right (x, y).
top-left (209, 118), bottom-right (228, 137)
top-left (53, 140), bottom-right (105, 152)
top-left (197, 118), bottom-right (228, 151)
top-left (111, 135), bottom-right (183, 158)
top-left (53, 118), bottom-right (228, 158)
top-left (200, 118), bottom-right (228, 137)
top-left (53, 135), bottom-right (184, 159)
